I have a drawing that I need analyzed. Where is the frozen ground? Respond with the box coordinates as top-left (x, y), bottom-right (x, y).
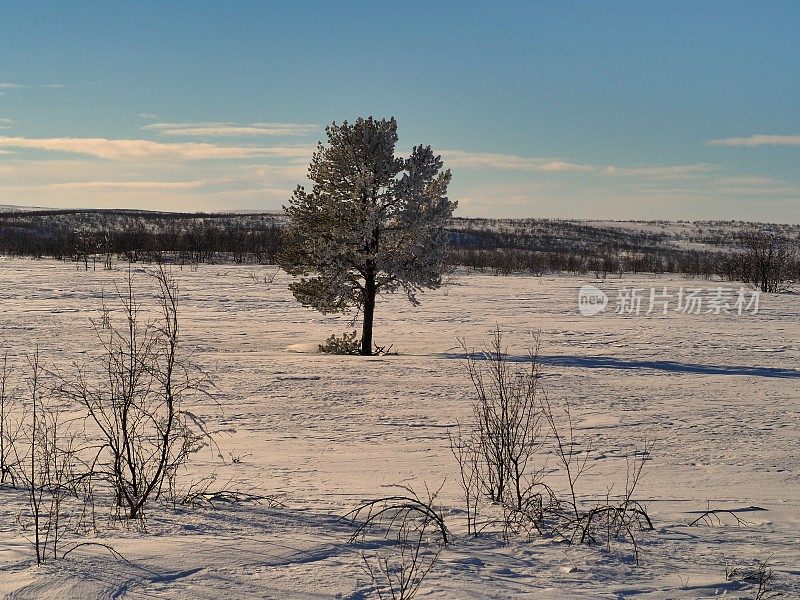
top-left (0, 258), bottom-right (798, 598)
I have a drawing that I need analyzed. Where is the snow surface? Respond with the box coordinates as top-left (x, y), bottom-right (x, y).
top-left (0, 205), bottom-right (46, 213)
top-left (0, 258), bottom-right (798, 598)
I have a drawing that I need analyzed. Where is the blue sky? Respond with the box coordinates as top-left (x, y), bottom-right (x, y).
top-left (1, 1), bottom-right (798, 221)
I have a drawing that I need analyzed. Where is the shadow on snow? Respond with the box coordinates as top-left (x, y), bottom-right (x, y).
top-left (439, 353), bottom-right (800, 379)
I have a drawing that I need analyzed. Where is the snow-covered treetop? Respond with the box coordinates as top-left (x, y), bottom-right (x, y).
top-left (279, 117), bottom-right (455, 314)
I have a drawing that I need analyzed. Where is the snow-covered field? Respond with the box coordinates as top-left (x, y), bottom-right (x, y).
top-left (1, 258), bottom-right (798, 598)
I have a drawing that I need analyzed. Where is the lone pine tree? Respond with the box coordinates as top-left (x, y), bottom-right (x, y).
top-left (279, 117), bottom-right (455, 355)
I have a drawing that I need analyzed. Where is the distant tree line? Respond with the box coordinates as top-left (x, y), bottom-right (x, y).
top-left (0, 210), bottom-right (282, 267)
top-left (447, 245), bottom-right (730, 278)
top-left (0, 209), bottom-right (797, 289)
top-left (445, 218), bottom-right (799, 290)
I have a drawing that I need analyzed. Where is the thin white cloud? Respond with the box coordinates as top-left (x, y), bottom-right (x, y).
top-left (0, 152), bottom-right (306, 212)
top-left (145, 121), bottom-right (319, 137)
top-left (441, 150), bottom-right (594, 172)
top-left (602, 164), bottom-right (717, 178)
top-left (707, 134), bottom-right (800, 147)
top-left (46, 179), bottom-right (237, 192)
top-left (244, 162), bottom-right (310, 180)
top-left (0, 180), bottom-right (292, 212)
top-left (442, 149), bottom-right (715, 179)
top-left (612, 172), bottom-right (800, 202)
top-left (0, 136), bottom-right (315, 161)
top-left (712, 175), bottom-right (781, 187)
top-left (0, 82), bottom-right (65, 89)
top-left (709, 175), bottom-right (800, 197)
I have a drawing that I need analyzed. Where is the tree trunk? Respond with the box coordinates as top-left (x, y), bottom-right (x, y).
top-left (361, 277), bottom-right (376, 356)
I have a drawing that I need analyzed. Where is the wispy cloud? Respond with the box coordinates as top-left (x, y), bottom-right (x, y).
top-left (709, 175), bottom-right (800, 197)
top-left (442, 149), bottom-right (715, 179)
top-left (144, 121), bottom-right (319, 137)
top-left (0, 136), bottom-right (314, 161)
top-left (441, 150), bottom-right (594, 172)
top-left (44, 179), bottom-right (240, 192)
top-left (0, 82), bottom-right (65, 90)
top-left (244, 162), bottom-right (311, 180)
top-left (712, 175), bottom-right (781, 187)
top-left (707, 134), bottom-right (800, 147)
top-left (602, 163), bottom-right (717, 178)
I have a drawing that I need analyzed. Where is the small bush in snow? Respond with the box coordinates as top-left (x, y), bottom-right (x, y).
top-left (318, 331), bottom-right (361, 355)
top-left (58, 266), bottom-right (212, 521)
top-left (451, 330), bottom-right (653, 561)
top-left (0, 353), bottom-right (21, 486)
top-left (346, 485), bottom-right (446, 600)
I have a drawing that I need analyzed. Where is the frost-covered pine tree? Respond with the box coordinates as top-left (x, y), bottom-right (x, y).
top-left (279, 117), bottom-right (455, 356)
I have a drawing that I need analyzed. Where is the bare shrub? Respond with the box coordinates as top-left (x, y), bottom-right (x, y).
top-left (180, 474), bottom-right (282, 509)
top-left (543, 399), bottom-right (653, 562)
top-left (347, 485), bottom-right (447, 600)
top-left (58, 266), bottom-right (211, 521)
top-left (14, 350), bottom-right (81, 564)
top-left (344, 485), bottom-right (449, 545)
top-left (689, 505), bottom-right (762, 527)
top-left (248, 267), bottom-right (280, 284)
top-left (1, 353), bottom-right (22, 485)
top-left (98, 291), bottom-right (112, 330)
top-left (540, 395), bottom-right (590, 534)
top-left (451, 330), bottom-right (653, 561)
top-left (726, 560), bottom-right (781, 600)
top-left (359, 516), bottom-right (442, 600)
top-left (448, 426), bottom-right (480, 536)
top-left (451, 329), bottom-right (548, 536)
